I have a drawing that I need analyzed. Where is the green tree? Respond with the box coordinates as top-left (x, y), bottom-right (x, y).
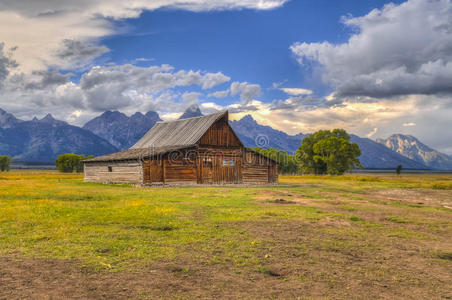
top-left (396, 164), bottom-right (402, 175)
top-left (296, 129), bottom-right (362, 175)
top-left (55, 154), bottom-right (93, 173)
top-left (0, 156), bottom-right (13, 172)
top-left (251, 147), bottom-right (298, 174)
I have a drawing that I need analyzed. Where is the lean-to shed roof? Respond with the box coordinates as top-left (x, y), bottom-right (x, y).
top-left (83, 145), bottom-right (190, 163)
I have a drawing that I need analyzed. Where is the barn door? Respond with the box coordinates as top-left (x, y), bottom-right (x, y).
top-left (149, 159), bottom-right (163, 183)
top-left (200, 156), bottom-right (213, 184)
top-left (213, 156), bottom-right (241, 184)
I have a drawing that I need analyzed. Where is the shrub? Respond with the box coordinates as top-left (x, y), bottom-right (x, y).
top-left (396, 165), bottom-right (402, 175)
top-left (55, 154), bottom-right (94, 173)
top-left (0, 156), bottom-right (13, 172)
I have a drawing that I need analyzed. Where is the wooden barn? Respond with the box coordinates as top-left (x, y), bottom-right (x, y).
top-left (83, 111), bottom-right (278, 185)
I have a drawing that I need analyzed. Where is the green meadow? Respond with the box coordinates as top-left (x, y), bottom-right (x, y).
top-left (0, 171), bottom-right (451, 299)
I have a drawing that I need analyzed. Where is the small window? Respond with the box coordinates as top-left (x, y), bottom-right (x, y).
top-left (108, 166), bottom-right (112, 172)
top-left (223, 159), bottom-right (235, 166)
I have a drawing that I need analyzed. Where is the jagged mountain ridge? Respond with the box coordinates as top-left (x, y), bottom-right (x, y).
top-left (179, 104), bottom-right (203, 119)
top-left (0, 108), bottom-right (21, 128)
top-left (350, 135), bottom-right (428, 170)
top-left (83, 110), bottom-right (162, 150)
top-left (229, 115), bottom-right (307, 154)
top-left (377, 134), bottom-right (452, 170)
top-left (0, 112), bottom-right (117, 163)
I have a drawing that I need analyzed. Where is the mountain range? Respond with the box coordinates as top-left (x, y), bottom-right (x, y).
top-left (1, 106), bottom-right (451, 170)
top-left (0, 109), bottom-right (116, 163)
top-left (83, 110), bottom-right (161, 150)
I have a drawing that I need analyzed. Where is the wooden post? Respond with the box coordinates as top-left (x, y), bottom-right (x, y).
top-left (199, 156), bottom-right (203, 184)
top-left (162, 159), bottom-right (166, 185)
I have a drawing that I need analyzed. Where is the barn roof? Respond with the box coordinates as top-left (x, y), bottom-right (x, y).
top-left (83, 145), bottom-right (190, 163)
top-left (131, 110), bottom-right (229, 149)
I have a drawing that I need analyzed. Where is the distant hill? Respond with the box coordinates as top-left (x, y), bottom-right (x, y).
top-left (0, 112), bottom-right (117, 163)
top-left (377, 134), bottom-right (452, 170)
top-left (179, 104), bottom-right (203, 119)
top-left (83, 111), bottom-right (161, 150)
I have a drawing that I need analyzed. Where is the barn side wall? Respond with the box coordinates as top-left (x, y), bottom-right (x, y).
top-left (242, 150), bottom-right (278, 184)
top-left (242, 164), bottom-right (268, 184)
top-left (84, 161), bottom-right (143, 184)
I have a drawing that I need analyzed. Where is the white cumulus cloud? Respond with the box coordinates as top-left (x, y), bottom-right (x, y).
top-left (291, 0), bottom-right (452, 98)
top-left (280, 88), bottom-right (313, 96)
top-left (230, 81), bottom-right (261, 104)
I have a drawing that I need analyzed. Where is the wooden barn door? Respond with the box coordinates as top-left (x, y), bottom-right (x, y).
top-left (200, 156), bottom-right (213, 184)
top-left (212, 155), bottom-right (242, 184)
top-left (149, 159), bottom-right (163, 183)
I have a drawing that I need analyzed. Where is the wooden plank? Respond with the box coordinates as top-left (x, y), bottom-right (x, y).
top-left (163, 159), bottom-right (166, 184)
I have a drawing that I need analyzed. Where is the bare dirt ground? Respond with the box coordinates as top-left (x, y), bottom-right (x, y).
top-left (2, 216), bottom-right (451, 299)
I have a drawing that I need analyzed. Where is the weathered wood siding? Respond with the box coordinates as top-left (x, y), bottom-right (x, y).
top-left (268, 164), bottom-right (278, 183)
top-left (166, 162), bottom-right (197, 184)
top-left (241, 151), bottom-right (278, 184)
top-left (143, 150), bottom-right (198, 185)
top-left (143, 159), bottom-right (164, 185)
top-left (84, 161), bottom-right (142, 184)
top-left (242, 164), bottom-right (268, 184)
top-left (198, 147), bottom-right (242, 184)
top-left (198, 117), bottom-right (241, 147)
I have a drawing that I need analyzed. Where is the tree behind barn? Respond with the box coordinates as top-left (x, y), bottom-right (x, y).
top-left (250, 147), bottom-right (298, 174)
top-left (296, 129), bottom-right (362, 175)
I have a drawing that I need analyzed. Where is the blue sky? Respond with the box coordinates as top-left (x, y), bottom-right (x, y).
top-left (102, 0), bottom-right (404, 102)
top-left (1, 0), bottom-right (452, 154)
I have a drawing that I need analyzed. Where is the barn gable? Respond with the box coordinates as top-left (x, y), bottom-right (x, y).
top-left (198, 113), bottom-right (242, 147)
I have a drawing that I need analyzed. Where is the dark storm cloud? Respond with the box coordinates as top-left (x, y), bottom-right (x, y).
top-left (25, 70), bottom-right (72, 90)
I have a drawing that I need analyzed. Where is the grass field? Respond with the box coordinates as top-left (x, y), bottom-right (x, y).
top-left (0, 171), bottom-right (451, 299)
